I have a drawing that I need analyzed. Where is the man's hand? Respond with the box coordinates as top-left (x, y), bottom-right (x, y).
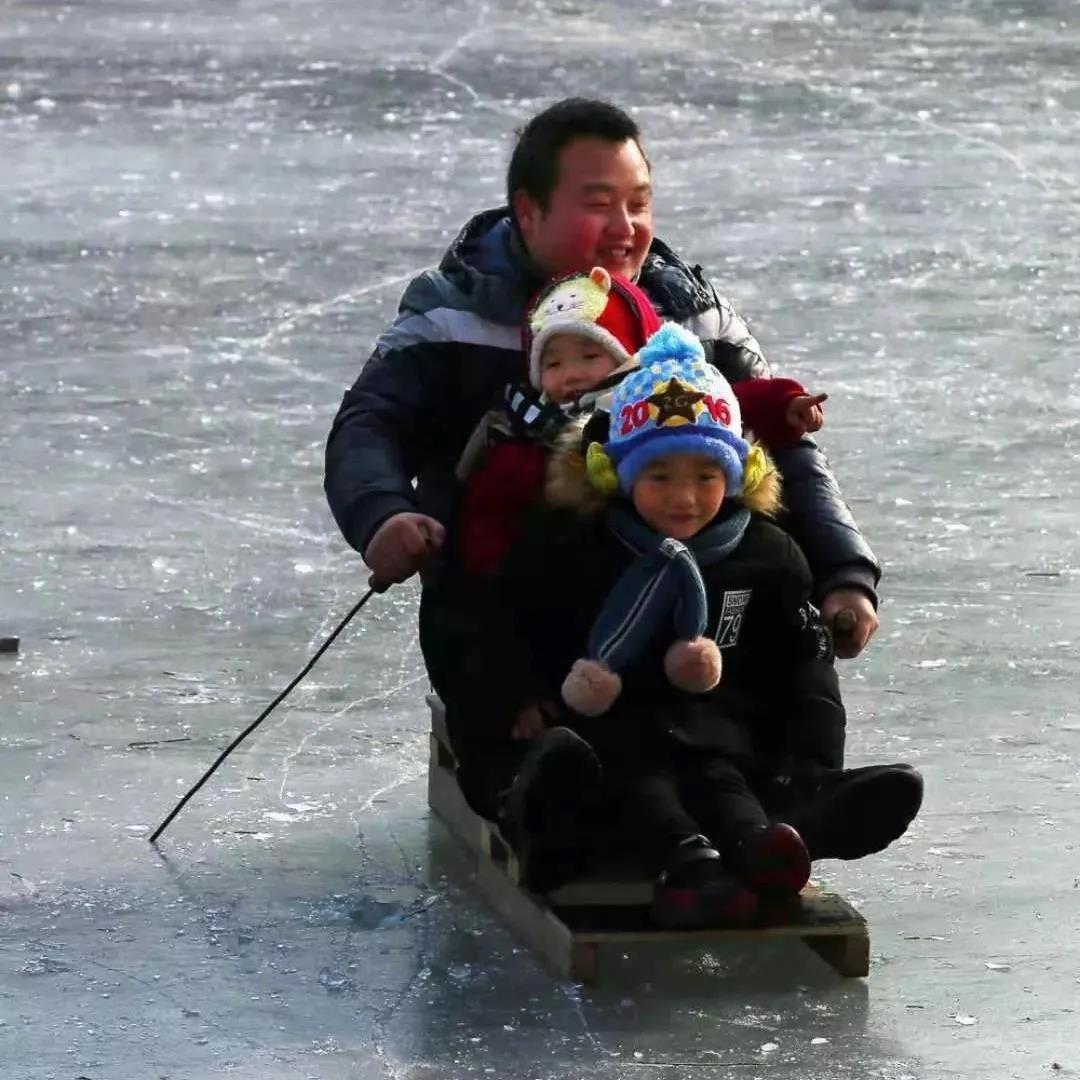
top-left (363, 512), bottom-right (445, 592)
top-left (820, 590), bottom-right (879, 659)
top-left (786, 392), bottom-right (828, 436)
top-left (511, 701), bottom-right (558, 741)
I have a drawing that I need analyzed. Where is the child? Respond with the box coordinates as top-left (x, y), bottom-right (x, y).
top-left (453, 267), bottom-right (827, 579)
top-left (486, 324), bottom-right (862, 927)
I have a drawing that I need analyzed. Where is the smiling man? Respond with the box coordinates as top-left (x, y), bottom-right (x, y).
top-left (324, 98), bottom-right (920, 873)
top-left (513, 133), bottom-right (654, 280)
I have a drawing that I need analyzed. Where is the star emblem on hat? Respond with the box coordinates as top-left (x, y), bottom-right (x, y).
top-left (647, 376), bottom-right (706, 427)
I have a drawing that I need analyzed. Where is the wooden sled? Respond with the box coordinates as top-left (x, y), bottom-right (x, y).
top-left (426, 697), bottom-right (869, 984)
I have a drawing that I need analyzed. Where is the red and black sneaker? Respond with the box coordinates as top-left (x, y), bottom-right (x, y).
top-left (729, 823), bottom-right (811, 898)
top-left (650, 835), bottom-right (758, 930)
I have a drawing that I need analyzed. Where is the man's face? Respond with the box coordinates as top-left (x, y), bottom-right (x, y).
top-left (515, 137), bottom-right (653, 281)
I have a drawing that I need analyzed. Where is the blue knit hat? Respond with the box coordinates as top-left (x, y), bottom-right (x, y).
top-left (602, 323), bottom-right (749, 494)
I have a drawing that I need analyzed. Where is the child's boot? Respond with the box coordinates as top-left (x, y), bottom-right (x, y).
top-left (778, 764), bottom-right (924, 861)
top-left (498, 726), bottom-right (604, 893)
top-left (650, 834), bottom-right (758, 930)
top-left (728, 822), bottom-right (811, 897)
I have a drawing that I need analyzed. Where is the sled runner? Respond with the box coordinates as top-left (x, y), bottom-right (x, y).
top-left (426, 697), bottom-right (869, 983)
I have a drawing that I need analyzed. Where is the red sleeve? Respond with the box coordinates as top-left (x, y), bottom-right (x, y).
top-left (733, 376), bottom-right (806, 449)
top-left (457, 441), bottom-right (548, 577)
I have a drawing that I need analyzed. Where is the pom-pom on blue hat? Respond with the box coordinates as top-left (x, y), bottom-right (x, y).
top-left (603, 323), bottom-right (749, 493)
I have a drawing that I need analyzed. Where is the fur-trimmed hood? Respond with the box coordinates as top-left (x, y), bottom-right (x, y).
top-left (545, 418), bottom-right (610, 516)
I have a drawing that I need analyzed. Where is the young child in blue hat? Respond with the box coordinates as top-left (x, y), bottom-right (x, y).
top-left (481, 323), bottom-right (855, 927)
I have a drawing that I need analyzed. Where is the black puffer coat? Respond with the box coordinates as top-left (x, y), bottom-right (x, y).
top-left (464, 501), bottom-right (846, 775)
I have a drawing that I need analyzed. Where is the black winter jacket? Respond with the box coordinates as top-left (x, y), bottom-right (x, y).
top-left (465, 504), bottom-right (845, 772)
top-left (325, 209), bottom-right (879, 603)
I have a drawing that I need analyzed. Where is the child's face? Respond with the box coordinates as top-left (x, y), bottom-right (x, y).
top-left (539, 334), bottom-right (619, 404)
top-left (631, 452), bottom-right (727, 539)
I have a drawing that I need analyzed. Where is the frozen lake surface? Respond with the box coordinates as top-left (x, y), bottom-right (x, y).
top-left (2, 1), bottom-right (1079, 1077)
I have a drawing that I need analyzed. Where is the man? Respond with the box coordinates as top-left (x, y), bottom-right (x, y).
top-left (325, 99), bottom-right (921, 877)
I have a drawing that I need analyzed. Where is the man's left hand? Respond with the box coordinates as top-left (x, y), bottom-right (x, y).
top-left (820, 590), bottom-right (879, 659)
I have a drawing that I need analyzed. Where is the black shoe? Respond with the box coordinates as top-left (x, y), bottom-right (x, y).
top-left (727, 823), bottom-right (811, 897)
top-left (651, 835), bottom-right (758, 930)
top-left (779, 764), bottom-right (924, 861)
top-left (497, 727), bottom-right (603, 893)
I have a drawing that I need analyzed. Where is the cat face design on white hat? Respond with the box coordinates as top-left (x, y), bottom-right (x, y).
top-left (530, 266), bottom-right (612, 331)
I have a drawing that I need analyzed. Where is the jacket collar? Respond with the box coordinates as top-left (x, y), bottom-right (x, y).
top-left (432, 208), bottom-right (716, 325)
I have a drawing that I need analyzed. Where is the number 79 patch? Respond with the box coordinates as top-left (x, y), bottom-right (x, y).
top-left (713, 589), bottom-right (752, 649)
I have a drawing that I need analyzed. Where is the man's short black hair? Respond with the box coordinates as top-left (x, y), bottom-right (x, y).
top-left (506, 98), bottom-right (647, 221)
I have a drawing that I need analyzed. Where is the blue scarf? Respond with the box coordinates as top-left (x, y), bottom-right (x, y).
top-left (586, 505), bottom-right (750, 676)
